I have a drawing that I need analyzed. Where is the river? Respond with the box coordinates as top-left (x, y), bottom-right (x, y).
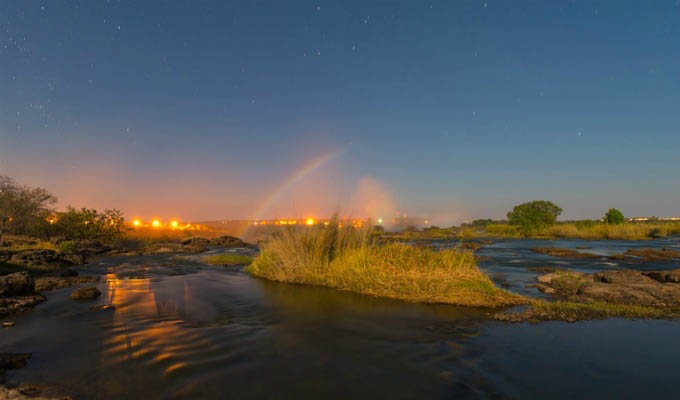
top-left (2, 239), bottom-right (680, 399)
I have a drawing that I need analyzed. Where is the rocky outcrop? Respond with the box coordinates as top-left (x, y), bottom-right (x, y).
top-left (0, 385), bottom-right (71, 400)
top-left (0, 295), bottom-right (46, 318)
top-left (4, 249), bottom-right (81, 268)
top-left (209, 235), bottom-right (253, 248)
top-left (34, 276), bottom-right (100, 292)
top-left (0, 273), bottom-right (45, 317)
top-left (531, 247), bottom-right (601, 259)
top-left (70, 286), bottom-right (101, 300)
top-left (623, 248), bottom-right (680, 262)
top-left (0, 273), bottom-right (34, 296)
top-left (534, 268), bottom-right (680, 307)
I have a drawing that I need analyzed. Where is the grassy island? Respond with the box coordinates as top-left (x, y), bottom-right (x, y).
top-left (246, 223), bottom-right (525, 308)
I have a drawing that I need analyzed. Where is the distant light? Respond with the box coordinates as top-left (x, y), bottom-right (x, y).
top-left (377, 218), bottom-right (383, 224)
top-left (170, 220), bottom-right (178, 228)
top-left (306, 218), bottom-right (315, 226)
top-left (152, 219), bottom-right (161, 227)
top-left (132, 219), bottom-right (141, 227)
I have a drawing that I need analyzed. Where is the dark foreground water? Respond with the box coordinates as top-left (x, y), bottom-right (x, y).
top-left (2, 239), bottom-right (680, 399)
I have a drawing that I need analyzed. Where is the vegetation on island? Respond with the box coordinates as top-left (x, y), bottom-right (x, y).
top-left (247, 220), bottom-right (525, 307)
top-left (203, 253), bottom-right (253, 266)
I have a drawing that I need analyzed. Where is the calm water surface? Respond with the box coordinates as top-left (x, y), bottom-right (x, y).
top-left (2, 239), bottom-right (680, 399)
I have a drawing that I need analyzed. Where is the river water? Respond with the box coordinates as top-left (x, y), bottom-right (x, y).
top-left (2, 239), bottom-right (680, 399)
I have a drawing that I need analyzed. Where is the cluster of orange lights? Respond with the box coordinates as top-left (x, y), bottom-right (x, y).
top-left (131, 219), bottom-right (192, 230)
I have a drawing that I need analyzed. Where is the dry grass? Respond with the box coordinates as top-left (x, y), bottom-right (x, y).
top-left (203, 253), bottom-right (253, 266)
top-left (246, 222), bottom-right (525, 308)
top-left (543, 222), bottom-right (680, 240)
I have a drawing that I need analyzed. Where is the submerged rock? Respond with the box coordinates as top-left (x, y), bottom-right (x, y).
top-left (623, 248), bottom-right (680, 262)
top-left (0, 353), bottom-right (32, 384)
top-left (531, 247), bottom-right (601, 259)
top-left (0, 295), bottom-right (46, 318)
top-left (70, 286), bottom-right (101, 300)
top-left (34, 276), bottom-right (100, 292)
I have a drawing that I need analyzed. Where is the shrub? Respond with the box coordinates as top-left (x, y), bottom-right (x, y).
top-left (52, 207), bottom-right (126, 243)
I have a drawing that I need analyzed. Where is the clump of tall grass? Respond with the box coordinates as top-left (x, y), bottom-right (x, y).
top-left (246, 222), bottom-right (524, 307)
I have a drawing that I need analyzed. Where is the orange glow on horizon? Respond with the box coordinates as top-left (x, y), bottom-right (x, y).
top-left (306, 218), bottom-right (315, 225)
top-left (152, 219), bottom-right (161, 228)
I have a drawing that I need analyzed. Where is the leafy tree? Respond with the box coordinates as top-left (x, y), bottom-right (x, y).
top-left (604, 208), bottom-right (625, 225)
top-left (507, 200), bottom-right (563, 235)
top-left (52, 207), bottom-right (126, 243)
top-left (0, 175), bottom-right (57, 245)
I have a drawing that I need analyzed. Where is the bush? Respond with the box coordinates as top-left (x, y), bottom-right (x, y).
top-left (52, 207), bottom-right (126, 243)
top-left (604, 208), bottom-right (625, 225)
top-left (507, 200), bottom-right (563, 236)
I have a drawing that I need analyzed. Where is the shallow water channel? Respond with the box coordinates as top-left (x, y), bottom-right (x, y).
top-left (2, 239), bottom-right (680, 399)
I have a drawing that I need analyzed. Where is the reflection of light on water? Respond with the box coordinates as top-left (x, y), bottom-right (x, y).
top-left (101, 274), bottom-right (215, 377)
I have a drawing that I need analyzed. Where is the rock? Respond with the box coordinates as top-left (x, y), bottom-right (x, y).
top-left (0, 295), bottom-right (46, 318)
top-left (644, 269), bottom-right (680, 283)
top-left (534, 268), bottom-right (680, 308)
top-left (531, 247), bottom-right (601, 259)
top-left (34, 276), bottom-right (100, 292)
top-left (69, 286), bottom-right (101, 300)
top-left (0, 384), bottom-right (72, 400)
top-left (0, 273), bottom-right (35, 296)
top-left (623, 248), bottom-right (680, 262)
top-left (209, 235), bottom-right (252, 248)
top-left (58, 269), bottom-right (78, 277)
top-left (593, 270), bottom-right (656, 285)
top-left (9, 249), bottom-right (78, 268)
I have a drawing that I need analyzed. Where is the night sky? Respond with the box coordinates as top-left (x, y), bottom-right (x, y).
top-left (1, 1), bottom-right (679, 223)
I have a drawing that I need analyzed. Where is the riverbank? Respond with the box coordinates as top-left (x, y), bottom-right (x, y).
top-left (388, 221), bottom-right (680, 241)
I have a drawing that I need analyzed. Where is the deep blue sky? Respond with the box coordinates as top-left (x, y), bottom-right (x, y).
top-left (1, 1), bottom-right (679, 223)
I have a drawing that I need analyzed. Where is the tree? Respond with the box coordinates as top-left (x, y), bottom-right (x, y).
top-left (0, 176), bottom-right (57, 245)
top-left (52, 207), bottom-right (126, 243)
top-left (604, 208), bottom-right (625, 225)
top-left (507, 200), bottom-right (563, 235)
